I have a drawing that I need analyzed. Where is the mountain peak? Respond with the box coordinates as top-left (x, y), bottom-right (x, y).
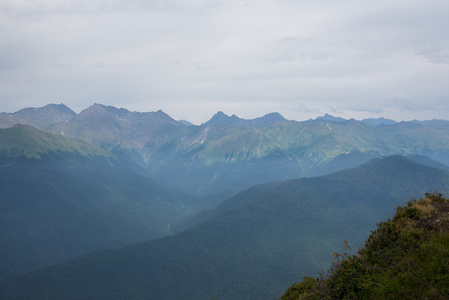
top-left (205, 111), bottom-right (233, 126)
top-left (264, 112), bottom-right (282, 117)
top-left (362, 117), bottom-right (397, 127)
top-left (0, 103), bottom-right (76, 129)
top-left (80, 103), bottom-right (107, 114)
top-left (314, 114), bottom-right (346, 123)
top-left (41, 103), bottom-right (76, 115)
top-left (205, 111), bottom-right (287, 128)
top-left (259, 112), bottom-right (286, 122)
top-left (78, 104), bottom-right (130, 119)
top-left (154, 109), bottom-right (172, 118)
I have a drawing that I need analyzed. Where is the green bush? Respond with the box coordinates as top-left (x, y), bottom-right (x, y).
top-left (280, 277), bottom-right (318, 300)
top-left (280, 193), bottom-right (449, 300)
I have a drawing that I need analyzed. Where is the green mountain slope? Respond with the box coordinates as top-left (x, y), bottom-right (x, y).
top-left (145, 118), bottom-right (449, 197)
top-left (144, 124), bottom-right (302, 197)
top-left (281, 192), bottom-right (449, 299)
top-left (2, 155), bottom-right (448, 299)
top-left (0, 126), bottom-right (196, 280)
top-left (0, 124), bottom-right (113, 162)
top-left (5, 104), bottom-right (449, 199)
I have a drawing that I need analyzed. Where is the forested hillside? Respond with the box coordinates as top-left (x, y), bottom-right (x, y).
top-left (1, 155), bottom-right (448, 299)
top-left (2, 104), bottom-right (449, 299)
top-left (0, 125), bottom-right (196, 280)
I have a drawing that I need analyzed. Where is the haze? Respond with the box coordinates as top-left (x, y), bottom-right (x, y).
top-left (1, 0), bottom-right (449, 124)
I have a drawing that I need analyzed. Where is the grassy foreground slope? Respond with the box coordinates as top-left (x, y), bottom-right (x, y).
top-left (1, 155), bottom-right (449, 299)
top-left (281, 192), bottom-right (449, 299)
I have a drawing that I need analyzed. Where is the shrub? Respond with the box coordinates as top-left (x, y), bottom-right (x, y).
top-left (280, 277), bottom-right (318, 300)
top-left (280, 193), bottom-right (449, 300)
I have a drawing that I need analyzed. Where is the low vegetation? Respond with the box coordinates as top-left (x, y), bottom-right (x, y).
top-left (281, 192), bottom-right (449, 299)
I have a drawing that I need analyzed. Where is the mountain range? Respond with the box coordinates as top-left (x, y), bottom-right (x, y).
top-left (2, 103), bottom-right (449, 198)
top-left (1, 155), bottom-right (449, 299)
top-left (1, 103), bottom-right (449, 299)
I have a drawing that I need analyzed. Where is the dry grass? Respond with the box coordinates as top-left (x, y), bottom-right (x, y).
top-left (411, 198), bottom-right (436, 219)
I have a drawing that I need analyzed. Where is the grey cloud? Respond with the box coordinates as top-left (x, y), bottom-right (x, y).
top-left (417, 47), bottom-right (449, 65)
top-left (386, 97), bottom-right (437, 113)
top-left (1, 0), bottom-right (449, 122)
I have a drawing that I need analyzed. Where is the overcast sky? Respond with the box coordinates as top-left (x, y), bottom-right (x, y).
top-left (1, 0), bottom-right (449, 124)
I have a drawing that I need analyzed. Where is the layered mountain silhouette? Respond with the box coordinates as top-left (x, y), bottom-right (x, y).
top-left (2, 104), bottom-right (449, 198)
top-left (1, 155), bottom-right (449, 299)
top-left (0, 125), bottom-right (196, 280)
top-left (2, 104), bottom-right (449, 299)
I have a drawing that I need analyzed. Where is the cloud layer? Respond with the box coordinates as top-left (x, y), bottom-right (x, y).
top-left (1, 0), bottom-right (449, 123)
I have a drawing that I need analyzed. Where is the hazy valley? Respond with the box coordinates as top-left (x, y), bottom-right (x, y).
top-left (1, 104), bottom-right (449, 299)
